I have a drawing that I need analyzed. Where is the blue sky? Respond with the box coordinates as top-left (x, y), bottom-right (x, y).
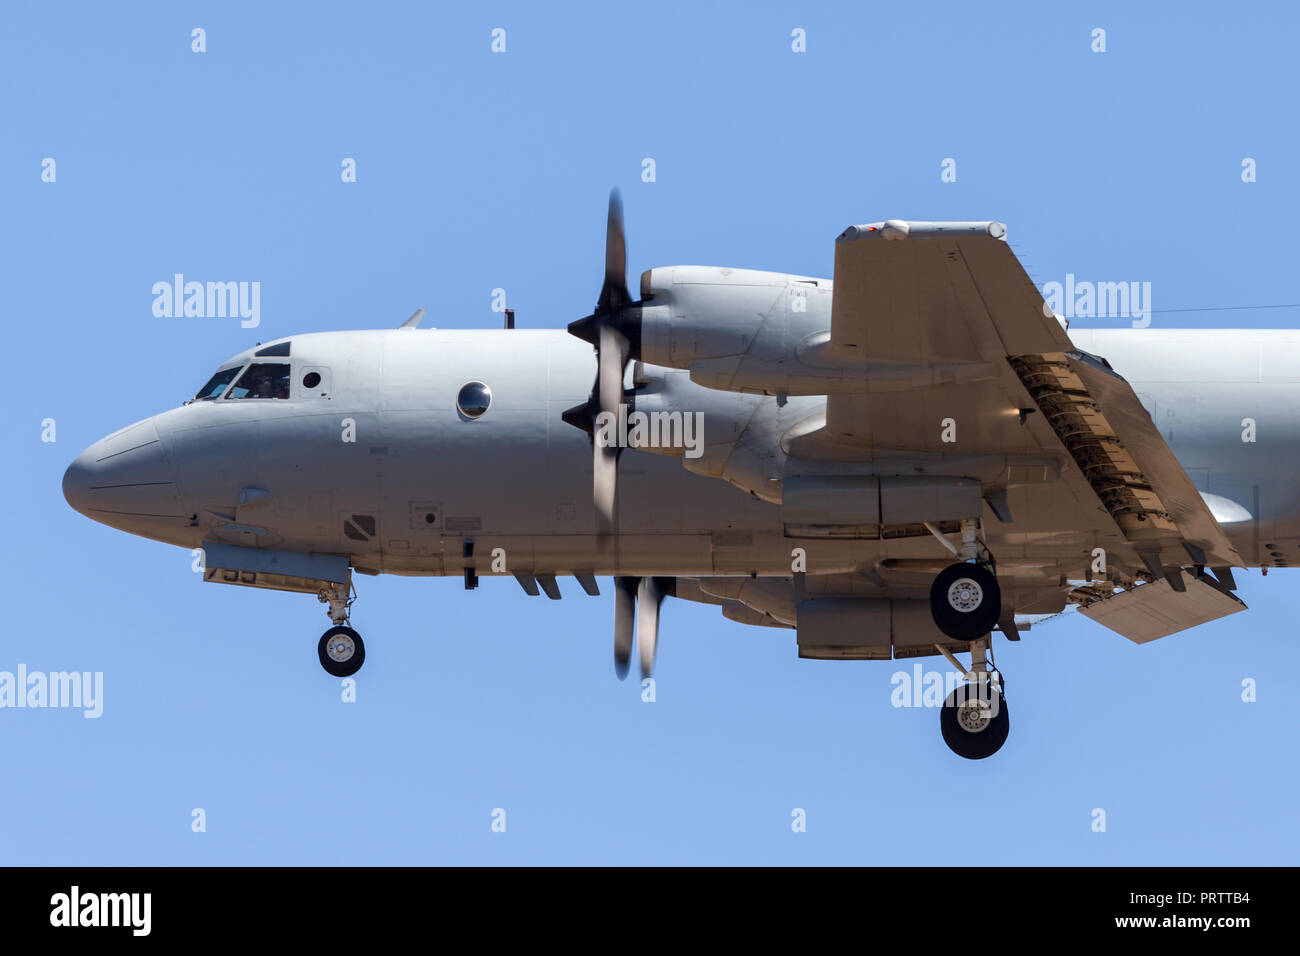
top-left (2, 1), bottom-right (1297, 864)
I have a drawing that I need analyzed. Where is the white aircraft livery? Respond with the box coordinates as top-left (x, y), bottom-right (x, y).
top-left (64, 193), bottom-right (1285, 758)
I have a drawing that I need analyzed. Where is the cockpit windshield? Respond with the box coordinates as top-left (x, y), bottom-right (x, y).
top-left (194, 365), bottom-right (244, 401)
top-left (225, 362), bottom-right (291, 400)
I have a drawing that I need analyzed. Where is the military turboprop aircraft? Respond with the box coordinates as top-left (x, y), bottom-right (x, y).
top-left (64, 192), bottom-right (1279, 758)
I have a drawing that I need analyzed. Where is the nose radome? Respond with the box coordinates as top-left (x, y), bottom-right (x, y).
top-left (62, 418), bottom-right (184, 524)
top-left (61, 453), bottom-right (93, 516)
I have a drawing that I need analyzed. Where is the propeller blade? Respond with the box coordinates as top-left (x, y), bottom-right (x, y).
top-left (597, 323), bottom-right (628, 416)
top-left (564, 190), bottom-right (643, 542)
top-left (636, 576), bottom-right (665, 677)
top-left (613, 576), bottom-right (638, 680)
top-left (593, 440), bottom-right (618, 537)
top-left (598, 189), bottom-right (630, 314)
top-left (594, 325), bottom-right (630, 535)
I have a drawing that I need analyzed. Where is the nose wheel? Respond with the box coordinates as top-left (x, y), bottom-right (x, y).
top-left (316, 576), bottom-right (365, 677)
top-left (318, 625), bottom-right (366, 677)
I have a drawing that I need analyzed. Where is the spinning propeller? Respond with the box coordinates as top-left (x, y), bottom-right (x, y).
top-left (612, 575), bottom-right (672, 680)
top-left (563, 189), bottom-right (643, 538)
top-left (564, 191), bottom-right (666, 679)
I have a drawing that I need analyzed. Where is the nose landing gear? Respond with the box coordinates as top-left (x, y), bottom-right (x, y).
top-left (319, 625), bottom-right (365, 677)
top-left (317, 579), bottom-right (365, 677)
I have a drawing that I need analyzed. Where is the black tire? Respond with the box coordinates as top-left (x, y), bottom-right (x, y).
top-left (318, 625), bottom-right (365, 677)
top-left (940, 681), bottom-right (1009, 759)
top-left (929, 562), bottom-right (1001, 641)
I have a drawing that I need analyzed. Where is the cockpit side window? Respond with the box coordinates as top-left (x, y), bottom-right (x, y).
top-left (226, 363), bottom-right (291, 400)
top-left (194, 365), bottom-right (244, 401)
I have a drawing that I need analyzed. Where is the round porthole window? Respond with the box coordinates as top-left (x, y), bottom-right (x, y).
top-left (457, 381), bottom-right (492, 418)
top-left (302, 371), bottom-right (322, 389)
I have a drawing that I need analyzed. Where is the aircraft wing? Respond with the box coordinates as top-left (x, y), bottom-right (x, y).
top-left (827, 220), bottom-right (1073, 365)
top-left (814, 220), bottom-right (1243, 579)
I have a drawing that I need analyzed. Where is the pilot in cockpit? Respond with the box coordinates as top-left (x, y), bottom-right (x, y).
top-left (248, 370), bottom-right (289, 399)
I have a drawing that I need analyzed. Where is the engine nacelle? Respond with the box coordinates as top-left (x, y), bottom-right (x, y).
top-left (634, 266), bottom-right (992, 397)
top-left (628, 362), bottom-right (785, 502)
top-left (637, 266), bottom-right (831, 377)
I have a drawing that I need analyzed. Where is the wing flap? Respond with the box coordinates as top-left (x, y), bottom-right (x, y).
top-left (1009, 349), bottom-right (1243, 570)
top-left (1067, 351), bottom-right (1243, 568)
top-left (1079, 570), bottom-right (1247, 643)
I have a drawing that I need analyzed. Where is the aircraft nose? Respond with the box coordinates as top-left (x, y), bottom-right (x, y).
top-left (62, 418), bottom-right (185, 524)
top-left (61, 456), bottom-right (89, 514)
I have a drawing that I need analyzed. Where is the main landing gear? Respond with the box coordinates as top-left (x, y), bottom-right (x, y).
top-left (927, 517), bottom-right (1001, 642)
top-left (927, 518), bottom-right (1009, 759)
top-left (936, 637), bottom-right (1009, 759)
top-left (317, 579), bottom-right (365, 678)
top-left (929, 561), bottom-right (1000, 640)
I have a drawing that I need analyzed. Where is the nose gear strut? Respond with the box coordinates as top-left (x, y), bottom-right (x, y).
top-left (316, 574), bottom-right (365, 677)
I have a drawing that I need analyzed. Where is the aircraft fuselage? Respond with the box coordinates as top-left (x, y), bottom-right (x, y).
top-left (63, 326), bottom-right (1300, 581)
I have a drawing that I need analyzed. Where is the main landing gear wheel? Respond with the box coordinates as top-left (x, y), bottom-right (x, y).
top-left (940, 680), bottom-right (1009, 759)
top-left (929, 562), bottom-right (1001, 641)
top-left (318, 625), bottom-right (365, 678)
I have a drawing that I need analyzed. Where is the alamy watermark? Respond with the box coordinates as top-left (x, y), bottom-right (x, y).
top-left (891, 663), bottom-right (998, 712)
top-left (152, 274), bottom-right (260, 328)
top-left (595, 404), bottom-right (705, 459)
top-left (0, 665), bottom-right (103, 718)
top-left (1041, 273), bottom-right (1152, 328)
top-left (50, 886), bottom-right (150, 936)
